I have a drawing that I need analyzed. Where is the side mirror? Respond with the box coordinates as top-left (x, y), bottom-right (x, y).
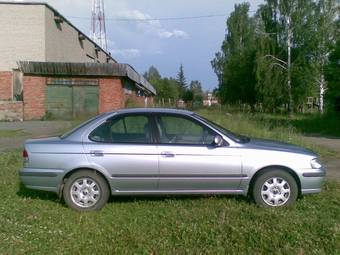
top-left (213, 135), bottom-right (224, 147)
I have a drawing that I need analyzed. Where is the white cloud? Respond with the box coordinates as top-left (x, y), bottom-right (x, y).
top-left (158, 29), bottom-right (188, 39)
top-left (110, 48), bottom-right (141, 58)
top-left (118, 9), bottom-right (189, 39)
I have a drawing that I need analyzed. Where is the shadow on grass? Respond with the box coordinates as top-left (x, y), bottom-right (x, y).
top-left (17, 183), bottom-right (60, 203)
top-left (16, 182), bottom-right (252, 207)
top-left (108, 193), bottom-right (251, 205)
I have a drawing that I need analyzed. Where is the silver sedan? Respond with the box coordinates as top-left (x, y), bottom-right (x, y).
top-left (20, 108), bottom-right (325, 211)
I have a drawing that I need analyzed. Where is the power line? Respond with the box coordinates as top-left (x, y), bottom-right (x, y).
top-left (67, 11), bottom-right (257, 22)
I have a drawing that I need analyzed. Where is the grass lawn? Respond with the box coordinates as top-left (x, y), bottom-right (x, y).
top-left (0, 129), bottom-right (29, 138)
top-left (1, 110), bottom-right (339, 254)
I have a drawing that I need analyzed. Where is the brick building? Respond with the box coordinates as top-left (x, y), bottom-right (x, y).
top-left (0, 2), bottom-right (155, 120)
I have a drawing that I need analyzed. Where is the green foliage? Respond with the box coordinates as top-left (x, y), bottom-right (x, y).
top-left (326, 39), bottom-right (340, 112)
top-left (190, 80), bottom-right (204, 97)
top-left (144, 66), bottom-right (180, 101)
top-left (212, 3), bottom-right (257, 107)
top-left (212, 0), bottom-right (339, 113)
top-left (144, 65), bottom-right (206, 106)
top-left (143, 66), bottom-right (161, 81)
top-left (176, 64), bottom-right (188, 97)
top-left (182, 90), bottom-right (194, 103)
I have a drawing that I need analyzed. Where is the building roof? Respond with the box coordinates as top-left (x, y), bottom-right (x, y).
top-left (17, 61), bottom-right (156, 95)
top-left (0, 1), bottom-right (116, 63)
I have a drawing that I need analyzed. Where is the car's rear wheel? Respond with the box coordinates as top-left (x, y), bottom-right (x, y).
top-left (253, 169), bottom-right (298, 207)
top-left (63, 170), bottom-right (109, 212)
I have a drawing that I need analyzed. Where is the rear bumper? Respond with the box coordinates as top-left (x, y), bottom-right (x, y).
top-left (299, 168), bottom-right (326, 195)
top-left (19, 168), bottom-right (65, 193)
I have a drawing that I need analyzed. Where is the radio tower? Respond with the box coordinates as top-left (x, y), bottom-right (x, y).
top-left (91, 0), bottom-right (107, 51)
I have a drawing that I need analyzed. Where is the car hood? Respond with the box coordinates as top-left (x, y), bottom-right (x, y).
top-left (242, 138), bottom-right (316, 156)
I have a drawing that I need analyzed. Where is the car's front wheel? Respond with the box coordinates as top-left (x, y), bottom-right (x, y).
top-left (253, 169), bottom-right (298, 207)
top-left (63, 170), bottom-right (109, 212)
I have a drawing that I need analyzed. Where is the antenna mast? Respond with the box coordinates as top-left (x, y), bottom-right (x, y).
top-left (91, 0), bottom-right (107, 50)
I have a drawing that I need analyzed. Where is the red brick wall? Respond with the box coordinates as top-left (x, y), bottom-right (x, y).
top-left (99, 78), bottom-right (125, 113)
top-left (23, 76), bottom-right (46, 120)
top-left (0, 72), bottom-right (13, 100)
top-left (0, 101), bottom-right (23, 121)
top-left (126, 93), bottom-right (145, 107)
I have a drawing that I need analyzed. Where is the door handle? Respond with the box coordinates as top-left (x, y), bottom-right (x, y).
top-left (161, 151), bottom-right (175, 158)
top-left (90, 150), bottom-right (104, 157)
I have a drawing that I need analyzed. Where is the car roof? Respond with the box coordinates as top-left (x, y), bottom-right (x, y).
top-left (115, 108), bottom-right (194, 115)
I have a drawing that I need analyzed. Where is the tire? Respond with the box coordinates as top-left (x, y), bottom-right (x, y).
top-left (253, 169), bottom-right (298, 208)
top-left (63, 170), bottom-right (110, 212)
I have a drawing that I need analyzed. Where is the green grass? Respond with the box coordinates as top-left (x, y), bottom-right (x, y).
top-left (0, 129), bottom-right (30, 138)
top-left (0, 151), bottom-right (339, 254)
top-left (246, 112), bottom-right (340, 138)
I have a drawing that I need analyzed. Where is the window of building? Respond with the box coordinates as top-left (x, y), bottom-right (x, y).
top-left (12, 70), bottom-right (23, 101)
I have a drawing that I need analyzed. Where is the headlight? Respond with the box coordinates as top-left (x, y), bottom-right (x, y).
top-left (311, 158), bottom-right (322, 169)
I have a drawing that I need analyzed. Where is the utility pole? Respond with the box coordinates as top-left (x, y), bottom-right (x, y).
top-left (91, 0), bottom-right (107, 51)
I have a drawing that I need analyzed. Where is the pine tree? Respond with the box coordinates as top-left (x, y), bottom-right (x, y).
top-left (176, 64), bottom-right (187, 98)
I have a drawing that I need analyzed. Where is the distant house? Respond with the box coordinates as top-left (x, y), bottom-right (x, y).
top-left (203, 93), bottom-right (219, 107)
top-left (0, 2), bottom-right (156, 120)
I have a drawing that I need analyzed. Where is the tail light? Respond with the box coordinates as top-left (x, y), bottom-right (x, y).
top-left (23, 149), bottom-right (29, 162)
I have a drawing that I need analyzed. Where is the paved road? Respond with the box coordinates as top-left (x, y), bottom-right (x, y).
top-left (0, 121), bottom-right (72, 152)
top-left (303, 136), bottom-right (340, 180)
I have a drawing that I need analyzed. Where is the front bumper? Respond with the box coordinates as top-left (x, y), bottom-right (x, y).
top-left (299, 168), bottom-right (326, 195)
top-left (19, 168), bottom-right (65, 193)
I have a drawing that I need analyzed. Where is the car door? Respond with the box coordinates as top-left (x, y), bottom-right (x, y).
top-left (83, 113), bottom-right (159, 192)
top-left (155, 114), bottom-right (243, 191)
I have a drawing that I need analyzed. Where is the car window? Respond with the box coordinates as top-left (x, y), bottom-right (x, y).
top-left (89, 115), bottom-right (152, 144)
top-left (156, 115), bottom-right (215, 145)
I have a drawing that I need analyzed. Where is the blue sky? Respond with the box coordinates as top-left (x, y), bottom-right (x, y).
top-left (15, 0), bottom-right (264, 90)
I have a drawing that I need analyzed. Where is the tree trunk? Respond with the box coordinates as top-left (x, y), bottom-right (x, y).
top-left (287, 16), bottom-right (293, 114)
top-left (319, 74), bottom-right (325, 114)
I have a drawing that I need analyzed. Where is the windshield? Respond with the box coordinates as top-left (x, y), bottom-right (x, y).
top-left (194, 114), bottom-right (250, 144)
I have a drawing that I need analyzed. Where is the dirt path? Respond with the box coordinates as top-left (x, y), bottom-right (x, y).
top-left (0, 121), bottom-right (72, 152)
top-left (303, 136), bottom-right (340, 180)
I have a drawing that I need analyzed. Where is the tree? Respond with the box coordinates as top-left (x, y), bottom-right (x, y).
top-left (144, 66), bottom-right (181, 102)
top-left (211, 3), bottom-right (257, 108)
top-left (190, 80), bottom-right (204, 97)
top-left (143, 66), bottom-right (161, 82)
top-left (152, 78), bottom-right (180, 101)
top-left (189, 80), bottom-right (204, 107)
top-left (255, 0), bottom-right (322, 112)
top-left (308, 0), bottom-right (338, 113)
top-left (176, 64), bottom-right (187, 98)
top-left (183, 90), bottom-right (194, 103)
top-left (325, 39), bottom-right (340, 112)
